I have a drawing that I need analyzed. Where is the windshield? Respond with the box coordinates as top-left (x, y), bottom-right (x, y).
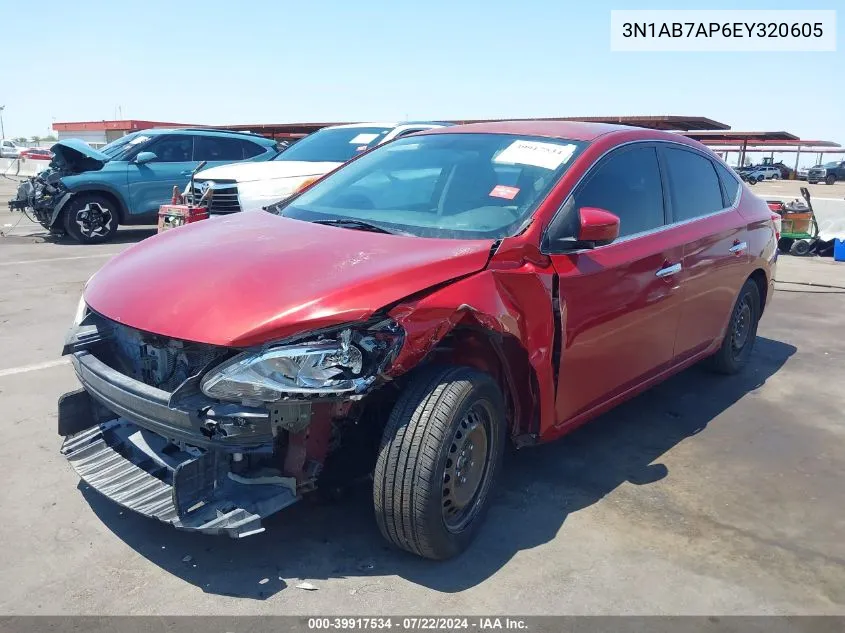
top-left (276, 133), bottom-right (586, 240)
top-left (275, 127), bottom-right (392, 163)
top-left (99, 132), bottom-right (152, 160)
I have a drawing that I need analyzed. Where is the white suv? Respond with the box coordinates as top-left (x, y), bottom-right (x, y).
top-left (744, 165), bottom-right (781, 184)
top-left (188, 122), bottom-right (449, 214)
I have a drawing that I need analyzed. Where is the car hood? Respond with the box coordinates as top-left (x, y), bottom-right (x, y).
top-left (84, 212), bottom-right (494, 347)
top-left (50, 139), bottom-right (110, 173)
top-left (195, 160), bottom-right (343, 183)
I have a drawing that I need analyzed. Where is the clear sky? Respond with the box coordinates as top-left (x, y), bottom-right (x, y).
top-left (1, 0), bottom-right (842, 167)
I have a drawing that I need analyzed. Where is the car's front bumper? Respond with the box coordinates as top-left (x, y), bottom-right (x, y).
top-left (60, 409), bottom-right (298, 538)
top-left (58, 350), bottom-right (321, 537)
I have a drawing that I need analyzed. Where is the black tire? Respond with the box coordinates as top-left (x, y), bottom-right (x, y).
top-left (705, 279), bottom-right (761, 375)
top-left (373, 365), bottom-right (506, 560)
top-left (790, 239), bottom-right (812, 256)
top-left (826, 174), bottom-right (836, 185)
top-left (777, 237), bottom-right (794, 253)
top-left (62, 193), bottom-right (119, 244)
top-left (772, 173), bottom-right (780, 180)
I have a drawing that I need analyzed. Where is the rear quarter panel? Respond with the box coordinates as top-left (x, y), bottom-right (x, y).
top-left (738, 185), bottom-right (778, 310)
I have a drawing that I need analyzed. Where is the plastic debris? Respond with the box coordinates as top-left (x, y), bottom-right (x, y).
top-left (182, 555), bottom-right (192, 563)
top-left (296, 581), bottom-right (319, 591)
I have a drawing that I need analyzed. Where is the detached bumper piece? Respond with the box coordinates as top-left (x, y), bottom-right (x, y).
top-left (61, 418), bottom-right (299, 538)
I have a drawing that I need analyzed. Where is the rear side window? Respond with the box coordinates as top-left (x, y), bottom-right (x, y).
top-left (241, 140), bottom-right (266, 158)
top-left (714, 161), bottom-right (740, 205)
top-left (571, 146), bottom-right (665, 238)
top-left (194, 136), bottom-right (245, 162)
top-left (663, 147), bottom-right (725, 221)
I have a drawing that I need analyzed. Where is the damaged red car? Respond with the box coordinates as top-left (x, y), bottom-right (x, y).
top-left (60, 121), bottom-right (777, 559)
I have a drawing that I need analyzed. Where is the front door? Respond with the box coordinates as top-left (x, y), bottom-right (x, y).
top-left (546, 144), bottom-right (686, 428)
top-left (127, 135), bottom-right (196, 219)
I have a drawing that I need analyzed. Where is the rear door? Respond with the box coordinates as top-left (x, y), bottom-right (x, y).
top-left (546, 143), bottom-right (686, 428)
top-left (193, 135), bottom-right (251, 168)
top-left (659, 144), bottom-right (749, 361)
top-left (127, 134), bottom-right (196, 218)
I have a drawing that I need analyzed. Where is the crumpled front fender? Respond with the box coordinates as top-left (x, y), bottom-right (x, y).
top-left (387, 265), bottom-right (558, 438)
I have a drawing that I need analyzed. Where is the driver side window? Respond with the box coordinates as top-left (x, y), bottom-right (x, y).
top-left (569, 146), bottom-right (666, 239)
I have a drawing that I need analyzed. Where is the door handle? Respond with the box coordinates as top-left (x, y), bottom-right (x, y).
top-left (729, 241), bottom-right (748, 255)
top-left (655, 263), bottom-right (682, 278)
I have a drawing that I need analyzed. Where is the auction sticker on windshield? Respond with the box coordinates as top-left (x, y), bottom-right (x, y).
top-left (349, 133), bottom-right (380, 144)
top-left (494, 140), bottom-right (577, 170)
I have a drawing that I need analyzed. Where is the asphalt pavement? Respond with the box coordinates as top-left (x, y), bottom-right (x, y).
top-left (0, 177), bottom-right (844, 615)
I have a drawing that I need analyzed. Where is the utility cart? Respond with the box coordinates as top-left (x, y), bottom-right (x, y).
top-left (767, 187), bottom-right (820, 256)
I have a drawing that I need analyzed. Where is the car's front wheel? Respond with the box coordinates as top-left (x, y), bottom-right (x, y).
top-left (826, 174), bottom-right (836, 185)
top-left (373, 365), bottom-right (506, 560)
top-left (705, 279), bottom-right (761, 375)
top-left (62, 194), bottom-right (119, 244)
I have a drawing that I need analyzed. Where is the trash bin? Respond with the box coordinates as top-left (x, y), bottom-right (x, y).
top-left (835, 238), bottom-right (845, 262)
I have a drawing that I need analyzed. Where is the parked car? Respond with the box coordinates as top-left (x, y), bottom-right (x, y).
top-left (0, 138), bottom-right (25, 158)
top-left (807, 161), bottom-right (845, 185)
top-left (796, 167), bottom-right (809, 181)
top-left (59, 121), bottom-right (777, 559)
top-left (743, 165), bottom-right (781, 184)
top-left (7, 129), bottom-right (278, 243)
top-left (19, 147), bottom-right (53, 161)
top-left (187, 122), bottom-right (450, 214)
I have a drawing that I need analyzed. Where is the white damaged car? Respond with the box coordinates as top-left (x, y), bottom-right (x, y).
top-left (188, 122), bottom-right (449, 214)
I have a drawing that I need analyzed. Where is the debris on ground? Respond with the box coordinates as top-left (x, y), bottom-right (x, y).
top-left (295, 581), bottom-right (319, 591)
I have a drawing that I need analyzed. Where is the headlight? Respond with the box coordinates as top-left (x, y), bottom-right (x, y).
top-left (71, 295), bottom-right (88, 327)
top-left (200, 322), bottom-right (403, 403)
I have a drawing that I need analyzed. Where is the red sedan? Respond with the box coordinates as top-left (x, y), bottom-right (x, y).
top-left (60, 121), bottom-right (776, 559)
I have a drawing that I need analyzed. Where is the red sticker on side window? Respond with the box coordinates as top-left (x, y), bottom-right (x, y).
top-left (489, 185), bottom-right (519, 200)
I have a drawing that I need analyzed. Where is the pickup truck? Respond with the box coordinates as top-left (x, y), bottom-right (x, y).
top-left (807, 161), bottom-right (845, 185)
top-left (1, 139), bottom-right (25, 158)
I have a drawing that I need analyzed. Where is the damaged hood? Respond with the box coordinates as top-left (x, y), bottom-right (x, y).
top-left (195, 160), bottom-right (343, 184)
top-left (51, 139), bottom-right (110, 172)
top-left (84, 212), bottom-right (494, 347)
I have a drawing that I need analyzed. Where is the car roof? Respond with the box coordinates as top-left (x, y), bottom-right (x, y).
top-left (139, 128), bottom-right (276, 144)
top-left (325, 121), bottom-right (449, 130)
top-left (418, 120), bottom-right (650, 142)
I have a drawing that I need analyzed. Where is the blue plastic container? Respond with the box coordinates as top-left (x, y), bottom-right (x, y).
top-left (835, 238), bottom-right (845, 262)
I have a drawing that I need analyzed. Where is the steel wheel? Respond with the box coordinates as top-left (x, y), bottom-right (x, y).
top-left (442, 402), bottom-right (493, 532)
top-left (731, 295), bottom-right (753, 359)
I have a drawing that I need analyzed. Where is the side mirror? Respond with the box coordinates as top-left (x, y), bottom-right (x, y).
top-left (134, 151), bottom-right (157, 165)
top-left (577, 207), bottom-right (620, 247)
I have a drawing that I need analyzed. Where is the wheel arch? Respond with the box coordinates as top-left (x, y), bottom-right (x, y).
top-left (62, 185), bottom-right (129, 224)
top-left (748, 268), bottom-right (769, 315)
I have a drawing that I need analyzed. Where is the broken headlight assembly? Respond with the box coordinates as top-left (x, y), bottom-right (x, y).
top-left (200, 321), bottom-right (404, 402)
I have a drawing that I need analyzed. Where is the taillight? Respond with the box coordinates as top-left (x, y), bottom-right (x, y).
top-left (770, 212), bottom-right (781, 240)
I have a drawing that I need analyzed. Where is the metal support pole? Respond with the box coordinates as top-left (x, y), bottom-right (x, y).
top-left (793, 147), bottom-right (801, 179)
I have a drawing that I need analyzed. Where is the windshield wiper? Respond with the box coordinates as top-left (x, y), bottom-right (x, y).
top-left (311, 219), bottom-right (405, 235)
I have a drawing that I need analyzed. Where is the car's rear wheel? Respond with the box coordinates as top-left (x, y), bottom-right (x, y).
top-left (63, 194), bottom-right (119, 244)
top-left (772, 173), bottom-right (780, 180)
top-left (705, 279), bottom-right (761, 375)
top-left (373, 365), bottom-right (505, 560)
top-left (826, 174), bottom-right (836, 185)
